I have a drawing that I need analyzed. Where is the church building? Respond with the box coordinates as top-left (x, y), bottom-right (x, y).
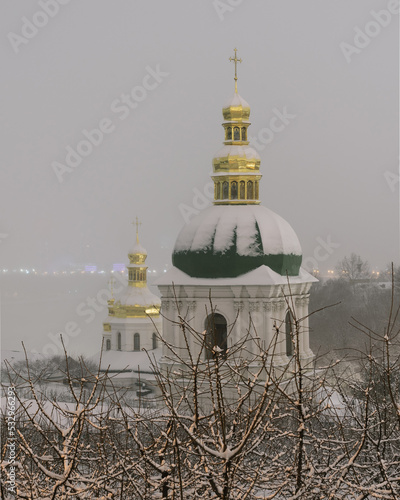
top-left (156, 50), bottom-right (316, 373)
top-left (100, 220), bottom-right (162, 393)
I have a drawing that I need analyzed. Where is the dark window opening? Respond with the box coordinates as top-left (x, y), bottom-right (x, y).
top-left (204, 313), bottom-right (227, 360)
top-left (134, 332), bottom-right (140, 351)
top-left (222, 181), bottom-right (229, 199)
top-left (231, 181), bottom-right (238, 200)
top-left (216, 182), bottom-right (221, 200)
top-left (240, 180), bottom-right (245, 199)
top-left (247, 181), bottom-right (254, 199)
top-left (285, 312), bottom-right (293, 357)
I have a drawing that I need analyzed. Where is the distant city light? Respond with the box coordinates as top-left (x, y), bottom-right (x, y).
top-left (113, 263), bottom-right (125, 272)
top-left (85, 265), bottom-right (97, 273)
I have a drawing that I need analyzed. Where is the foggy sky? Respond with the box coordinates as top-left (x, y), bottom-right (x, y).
top-left (0, 1), bottom-right (399, 354)
top-left (1, 0), bottom-right (399, 272)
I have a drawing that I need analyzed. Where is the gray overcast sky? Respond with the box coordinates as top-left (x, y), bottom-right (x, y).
top-left (1, 0), bottom-right (399, 273)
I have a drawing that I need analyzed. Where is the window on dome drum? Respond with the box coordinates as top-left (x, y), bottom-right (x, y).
top-left (255, 181), bottom-right (259, 199)
top-left (117, 332), bottom-right (121, 351)
top-left (226, 127), bottom-right (232, 140)
top-left (231, 181), bottom-right (238, 200)
top-left (241, 127), bottom-right (247, 141)
top-left (222, 181), bottom-right (229, 199)
top-left (285, 311), bottom-right (293, 357)
top-left (152, 332), bottom-right (157, 350)
top-left (204, 313), bottom-right (227, 360)
top-left (106, 339), bottom-right (111, 351)
top-left (234, 127), bottom-right (240, 141)
top-left (240, 180), bottom-right (245, 199)
top-left (215, 182), bottom-right (221, 200)
top-left (134, 332), bottom-right (140, 351)
top-left (247, 180), bottom-right (254, 199)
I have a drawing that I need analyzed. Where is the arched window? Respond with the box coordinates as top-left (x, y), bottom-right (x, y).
top-left (106, 338), bottom-right (111, 351)
top-left (255, 180), bottom-right (259, 199)
top-left (216, 182), bottom-right (221, 200)
top-left (204, 313), bottom-right (227, 360)
top-left (240, 180), bottom-right (245, 199)
top-left (222, 181), bottom-right (229, 199)
top-left (234, 127), bottom-right (240, 141)
top-left (231, 181), bottom-right (238, 200)
top-left (117, 332), bottom-right (121, 351)
top-left (152, 332), bottom-right (158, 350)
top-left (247, 180), bottom-right (254, 199)
top-left (134, 332), bottom-right (140, 351)
top-left (226, 127), bottom-right (232, 140)
top-left (241, 127), bottom-right (247, 141)
top-left (285, 312), bottom-right (293, 357)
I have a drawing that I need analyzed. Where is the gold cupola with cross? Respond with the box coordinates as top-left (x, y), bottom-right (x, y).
top-left (213, 49), bottom-right (261, 205)
top-left (127, 217), bottom-right (148, 289)
top-left (107, 218), bottom-right (160, 319)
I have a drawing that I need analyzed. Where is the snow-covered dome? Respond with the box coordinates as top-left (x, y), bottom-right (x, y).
top-left (213, 144), bottom-right (260, 172)
top-left (116, 285), bottom-right (160, 309)
top-left (172, 205), bottom-right (302, 278)
top-left (222, 92), bottom-right (250, 121)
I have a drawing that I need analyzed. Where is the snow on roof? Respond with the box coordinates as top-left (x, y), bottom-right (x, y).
top-left (213, 144), bottom-right (260, 160)
top-left (156, 265), bottom-right (317, 287)
top-left (116, 284), bottom-right (161, 308)
top-left (173, 205), bottom-right (302, 256)
top-left (130, 242), bottom-right (147, 255)
top-left (97, 347), bottom-right (162, 375)
top-left (223, 92), bottom-right (250, 109)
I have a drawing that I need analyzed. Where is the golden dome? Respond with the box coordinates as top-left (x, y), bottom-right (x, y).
top-left (213, 145), bottom-right (260, 173)
top-left (211, 50), bottom-right (261, 205)
top-left (128, 242), bottom-right (147, 265)
top-left (222, 92), bottom-right (250, 122)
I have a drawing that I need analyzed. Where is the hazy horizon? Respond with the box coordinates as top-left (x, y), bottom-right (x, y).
top-left (1, 0), bottom-right (399, 356)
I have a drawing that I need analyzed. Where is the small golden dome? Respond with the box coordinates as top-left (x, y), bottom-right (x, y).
top-left (222, 92), bottom-right (250, 122)
top-left (128, 242), bottom-right (147, 265)
top-left (213, 145), bottom-right (260, 173)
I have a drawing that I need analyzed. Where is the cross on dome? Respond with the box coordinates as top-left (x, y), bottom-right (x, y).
top-left (132, 217), bottom-right (142, 244)
top-left (108, 276), bottom-right (116, 298)
top-left (229, 48), bottom-right (242, 93)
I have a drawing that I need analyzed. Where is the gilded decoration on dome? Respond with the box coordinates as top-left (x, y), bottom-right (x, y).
top-left (107, 219), bottom-right (160, 319)
top-left (213, 49), bottom-right (261, 206)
